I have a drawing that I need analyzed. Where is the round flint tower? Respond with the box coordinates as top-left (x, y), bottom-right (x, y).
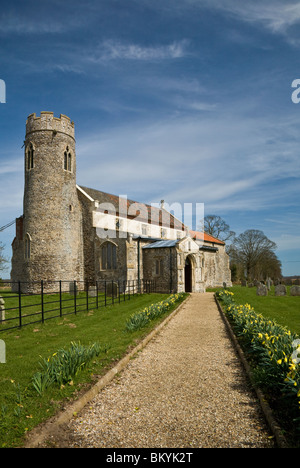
top-left (22, 112), bottom-right (84, 289)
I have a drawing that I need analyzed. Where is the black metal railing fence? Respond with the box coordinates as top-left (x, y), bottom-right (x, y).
top-left (0, 278), bottom-right (164, 332)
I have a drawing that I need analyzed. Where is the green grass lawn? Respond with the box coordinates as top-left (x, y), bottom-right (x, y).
top-left (0, 292), bottom-right (187, 448)
top-left (0, 287), bottom-right (122, 330)
top-left (223, 285), bottom-right (300, 335)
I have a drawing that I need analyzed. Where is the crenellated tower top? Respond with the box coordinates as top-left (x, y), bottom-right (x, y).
top-left (26, 111), bottom-right (75, 140)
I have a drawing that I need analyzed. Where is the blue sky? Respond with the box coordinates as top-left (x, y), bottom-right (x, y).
top-left (0, 0), bottom-right (300, 278)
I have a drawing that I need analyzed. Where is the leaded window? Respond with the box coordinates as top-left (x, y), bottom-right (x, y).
top-left (101, 242), bottom-right (117, 270)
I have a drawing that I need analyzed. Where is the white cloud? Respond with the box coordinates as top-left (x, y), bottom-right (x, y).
top-left (76, 103), bottom-right (300, 215)
top-left (0, 12), bottom-right (80, 35)
top-left (196, 0), bottom-right (300, 38)
top-left (272, 234), bottom-right (300, 251)
top-left (91, 39), bottom-right (190, 62)
top-left (140, 0), bottom-right (300, 36)
top-left (0, 158), bottom-right (23, 175)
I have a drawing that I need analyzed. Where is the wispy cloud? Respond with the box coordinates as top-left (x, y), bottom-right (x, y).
top-left (76, 102), bottom-right (300, 215)
top-left (197, 0), bottom-right (300, 39)
top-left (91, 39), bottom-right (190, 62)
top-left (226, 1), bottom-right (300, 33)
top-left (17, 39), bottom-right (191, 76)
top-left (0, 12), bottom-right (81, 35)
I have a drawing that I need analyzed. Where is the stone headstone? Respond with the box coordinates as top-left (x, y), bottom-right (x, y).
top-left (256, 283), bottom-right (268, 296)
top-left (69, 282), bottom-right (77, 295)
top-left (266, 278), bottom-right (272, 290)
top-left (275, 284), bottom-right (286, 296)
top-left (106, 282), bottom-right (118, 297)
top-left (241, 280), bottom-right (247, 287)
top-left (88, 286), bottom-right (97, 297)
top-left (0, 339), bottom-right (5, 363)
top-left (290, 285), bottom-right (300, 296)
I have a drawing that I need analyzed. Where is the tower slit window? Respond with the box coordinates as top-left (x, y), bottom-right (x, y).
top-left (64, 146), bottom-right (72, 172)
top-left (25, 234), bottom-right (31, 259)
top-left (26, 143), bottom-right (34, 170)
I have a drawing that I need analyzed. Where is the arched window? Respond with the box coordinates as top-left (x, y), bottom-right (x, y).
top-left (101, 242), bottom-right (117, 270)
top-left (26, 143), bottom-right (34, 170)
top-left (25, 233), bottom-right (31, 259)
top-left (64, 146), bottom-right (72, 172)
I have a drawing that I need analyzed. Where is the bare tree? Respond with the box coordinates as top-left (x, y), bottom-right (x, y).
top-left (253, 249), bottom-right (282, 281)
top-left (0, 242), bottom-right (8, 274)
top-left (229, 229), bottom-right (280, 280)
top-left (204, 215), bottom-right (235, 242)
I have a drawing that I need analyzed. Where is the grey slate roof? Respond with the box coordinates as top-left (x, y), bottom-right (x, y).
top-left (142, 240), bottom-right (179, 249)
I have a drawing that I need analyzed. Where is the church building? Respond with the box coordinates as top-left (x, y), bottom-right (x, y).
top-left (11, 112), bottom-right (232, 293)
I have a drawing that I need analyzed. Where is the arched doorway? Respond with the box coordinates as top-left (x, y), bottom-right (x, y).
top-left (185, 256), bottom-right (193, 292)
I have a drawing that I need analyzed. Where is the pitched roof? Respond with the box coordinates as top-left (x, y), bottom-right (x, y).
top-left (78, 186), bottom-right (185, 230)
top-left (189, 229), bottom-right (225, 245)
top-left (78, 186), bottom-right (226, 246)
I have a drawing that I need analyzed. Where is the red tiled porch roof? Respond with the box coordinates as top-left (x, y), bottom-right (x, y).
top-left (189, 230), bottom-right (225, 245)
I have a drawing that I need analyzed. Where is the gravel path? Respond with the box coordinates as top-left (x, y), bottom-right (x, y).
top-left (66, 293), bottom-right (275, 448)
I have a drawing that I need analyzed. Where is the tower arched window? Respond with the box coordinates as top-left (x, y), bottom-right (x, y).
top-left (25, 233), bottom-right (31, 259)
top-left (64, 146), bottom-right (72, 172)
top-left (101, 242), bottom-right (117, 270)
top-left (26, 143), bottom-right (34, 171)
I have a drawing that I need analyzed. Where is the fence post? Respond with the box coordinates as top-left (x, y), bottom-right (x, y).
top-left (86, 280), bottom-right (89, 311)
top-left (18, 281), bottom-right (22, 329)
top-left (59, 280), bottom-right (62, 317)
top-left (41, 280), bottom-right (44, 323)
top-left (74, 281), bottom-right (77, 314)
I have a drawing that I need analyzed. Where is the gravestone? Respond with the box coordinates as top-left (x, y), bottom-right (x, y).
top-left (266, 278), bottom-right (272, 290)
top-left (290, 285), bottom-right (300, 296)
top-left (256, 283), bottom-right (268, 296)
top-left (88, 286), bottom-right (97, 297)
top-left (241, 280), bottom-right (247, 287)
top-left (106, 282), bottom-right (119, 297)
top-left (0, 295), bottom-right (5, 324)
top-left (0, 339), bottom-right (5, 363)
top-left (69, 282), bottom-right (77, 295)
top-left (275, 284), bottom-right (286, 296)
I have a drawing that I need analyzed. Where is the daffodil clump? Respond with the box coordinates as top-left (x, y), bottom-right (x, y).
top-left (32, 341), bottom-right (108, 395)
top-left (216, 289), bottom-right (300, 433)
top-left (125, 293), bottom-right (185, 332)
